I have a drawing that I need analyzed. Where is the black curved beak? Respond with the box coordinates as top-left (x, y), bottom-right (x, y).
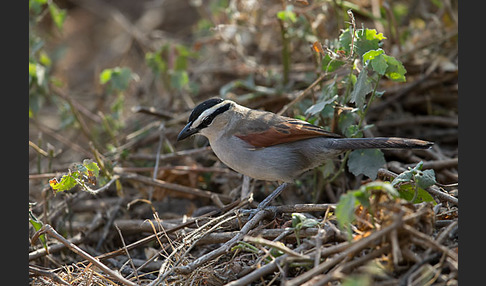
top-left (177, 122), bottom-right (198, 141)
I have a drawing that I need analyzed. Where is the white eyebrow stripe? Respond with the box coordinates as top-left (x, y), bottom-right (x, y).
top-left (192, 101), bottom-right (230, 128)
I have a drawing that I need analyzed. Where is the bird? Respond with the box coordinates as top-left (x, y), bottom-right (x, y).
top-left (177, 97), bottom-right (432, 181)
top-left (177, 97), bottom-right (433, 208)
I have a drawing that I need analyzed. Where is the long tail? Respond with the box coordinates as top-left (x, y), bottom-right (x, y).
top-left (327, 137), bottom-right (433, 150)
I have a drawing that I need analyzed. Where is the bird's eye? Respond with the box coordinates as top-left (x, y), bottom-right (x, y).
top-left (202, 117), bottom-right (212, 125)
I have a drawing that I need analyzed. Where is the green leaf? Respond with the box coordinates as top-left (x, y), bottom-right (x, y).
top-left (391, 169), bottom-right (414, 186)
top-left (347, 149), bottom-right (386, 179)
top-left (363, 49), bottom-right (388, 75)
top-left (48, 2), bottom-right (66, 30)
top-left (301, 217), bottom-right (319, 229)
top-left (344, 124), bottom-right (362, 138)
top-left (415, 169), bottom-right (436, 189)
top-left (350, 69), bottom-right (372, 109)
top-left (145, 51), bottom-right (168, 74)
top-left (362, 49), bottom-right (384, 62)
top-left (321, 54), bottom-right (346, 72)
top-left (174, 44), bottom-right (197, 70)
top-left (338, 27), bottom-right (385, 56)
top-left (29, 210), bottom-right (47, 250)
top-left (50, 172), bottom-right (79, 192)
top-left (370, 55), bottom-right (388, 75)
top-left (277, 5), bottom-right (297, 23)
top-left (292, 212), bottom-right (315, 245)
top-left (29, 62), bottom-right (37, 77)
top-left (112, 67), bottom-right (134, 91)
top-left (397, 184), bottom-right (437, 204)
top-left (342, 275), bottom-right (371, 286)
top-left (231, 241), bottom-right (259, 253)
top-left (83, 159), bottom-right (100, 177)
top-left (305, 94), bottom-right (338, 116)
top-left (270, 246), bottom-right (285, 258)
top-left (391, 161), bottom-right (432, 188)
top-left (353, 189), bottom-right (371, 209)
top-left (170, 70), bottom-right (189, 91)
top-left (99, 69), bottom-right (113, 84)
top-left (100, 67), bottom-right (134, 92)
top-left (75, 163), bottom-right (88, 174)
top-left (382, 55), bottom-right (407, 82)
top-left (363, 28), bottom-right (387, 41)
top-left (338, 28), bottom-right (353, 54)
top-left (391, 161), bottom-right (421, 186)
top-left (336, 191), bottom-right (358, 240)
top-left (320, 159), bottom-right (336, 179)
top-left (361, 181), bottom-right (399, 198)
top-left (30, 0), bottom-right (48, 13)
top-left (337, 112), bottom-right (359, 136)
top-left (291, 213), bottom-right (307, 229)
top-left (39, 51), bottom-right (52, 67)
top-left (352, 29), bottom-right (386, 57)
top-left (292, 213), bottom-right (318, 229)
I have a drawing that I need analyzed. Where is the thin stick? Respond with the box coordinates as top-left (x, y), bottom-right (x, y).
top-left (277, 73), bottom-right (327, 115)
top-left (152, 123), bottom-right (165, 181)
top-left (128, 146), bottom-right (211, 161)
top-left (404, 224), bottom-right (458, 262)
top-left (304, 244), bottom-right (392, 286)
top-left (31, 224), bottom-right (137, 286)
top-left (29, 140), bottom-right (49, 157)
top-left (269, 203), bottom-right (335, 213)
top-left (173, 207), bottom-right (272, 275)
top-left (84, 175), bottom-right (120, 195)
top-left (225, 243), bottom-right (311, 286)
top-left (92, 199), bottom-right (244, 263)
top-left (243, 235), bottom-right (312, 260)
top-left (30, 119), bottom-right (92, 157)
top-left (120, 172), bottom-right (232, 204)
top-left (286, 213), bottom-right (404, 286)
top-left (113, 165), bottom-right (233, 175)
top-left (29, 264), bottom-right (71, 286)
top-left (151, 213), bottom-right (240, 284)
top-left (390, 228), bottom-right (403, 266)
top-left (115, 224), bottom-right (140, 284)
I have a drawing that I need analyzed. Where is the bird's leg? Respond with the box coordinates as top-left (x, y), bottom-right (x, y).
top-left (240, 175), bottom-right (251, 200)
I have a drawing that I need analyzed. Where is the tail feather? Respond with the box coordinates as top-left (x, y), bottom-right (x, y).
top-left (328, 137), bottom-right (433, 150)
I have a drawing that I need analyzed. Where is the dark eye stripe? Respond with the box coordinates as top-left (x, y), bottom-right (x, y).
top-left (188, 98), bottom-right (224, 123)
top-left (195, 103), bottom-right (231, 129)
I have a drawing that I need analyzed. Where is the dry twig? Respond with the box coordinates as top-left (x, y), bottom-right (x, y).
top-left (31, 224), bottom-right (137, 286)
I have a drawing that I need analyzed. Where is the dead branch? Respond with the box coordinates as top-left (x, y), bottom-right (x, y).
top-left (119, 172), bottom-right (233, 204)
top-left (31, 224), bottom-right (137, 286)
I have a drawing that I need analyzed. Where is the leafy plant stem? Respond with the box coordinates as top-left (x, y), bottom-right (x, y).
top-left (358, 74), bottom-right (382, 128)
top-left (328, 151), bottom-right (351, 184)
top-left (411, 184), bottom-right (418, 203)
top-left (342, 66), bottom-right (355, 104)
top-left (99, 111), bottom-right (120, 148)
top-left (89, 141), bottom-right (111, 179)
